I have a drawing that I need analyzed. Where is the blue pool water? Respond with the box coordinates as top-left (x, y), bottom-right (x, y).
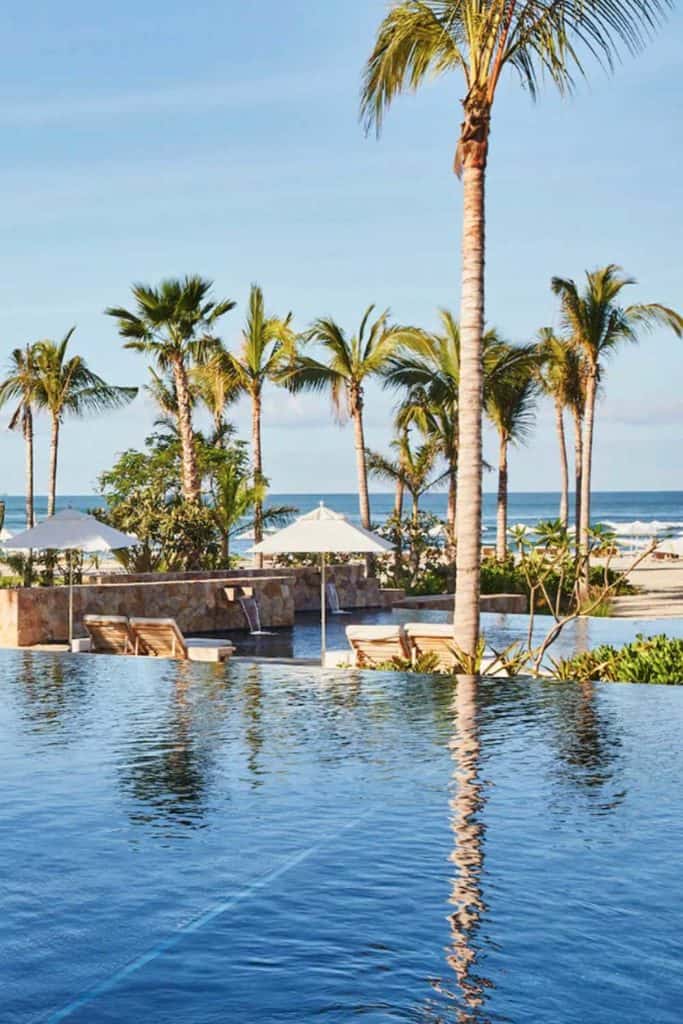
top-left (233, 606), bottom-right (683, 661)
top-left (2, 652), bottom-right (682, 1023)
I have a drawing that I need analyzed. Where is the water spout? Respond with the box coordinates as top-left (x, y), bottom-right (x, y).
top-left (239, 595), bottom-right (264, 634)
top-left (326, 582), bottom-right (350, 615)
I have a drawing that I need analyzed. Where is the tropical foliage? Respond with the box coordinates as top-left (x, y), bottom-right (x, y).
top-left (550, 635), bottom-right (683, 685)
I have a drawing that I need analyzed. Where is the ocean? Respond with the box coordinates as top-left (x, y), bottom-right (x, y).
top-left (3, 491), bottom-right (683, 558)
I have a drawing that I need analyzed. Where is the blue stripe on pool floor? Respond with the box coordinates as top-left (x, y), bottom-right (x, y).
top-left (41, 808), bottom-right (376, 1023)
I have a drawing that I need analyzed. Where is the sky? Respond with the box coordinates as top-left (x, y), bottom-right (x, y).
top-left (0, 0), bottom-right (682, 496)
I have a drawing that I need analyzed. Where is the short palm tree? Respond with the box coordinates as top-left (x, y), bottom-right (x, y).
top-left (191, 358), bottom-right (241, 448)
top-left (286, 305), bottom-right (408, 533)
top-left (384, 312), bottom-right (505, 551)
top-left (35, 329), bottom-right (138, 515)
top-left (367, 435), bottom-right (446, 525)
top-left (367, 433), bottom-right (447, 580)
top-left (485, 344), bottom-right (539, 560)
top-left (551, 265), bottom-right (683, 577)
top-left (536, 329), bottom-right (585, 529)
top-left (362, 0), bottom-right (673, 655)
top-left (0, 344), bottom-right (40, 527)
top-left (106, 276), bottom-right (235, 502)
top-left (207, 285), bottom-right (294, 555)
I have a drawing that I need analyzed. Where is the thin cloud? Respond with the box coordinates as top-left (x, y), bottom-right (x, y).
top-left (0, 72), bottom-right (330, 125)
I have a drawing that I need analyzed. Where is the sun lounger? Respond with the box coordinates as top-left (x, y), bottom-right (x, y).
top-left (129, 617), bottom-right (235, 662)
top-left (404, 623), bottom-right (459, 671)
top-left (83, 614), bottom-right (140, 655)
top-left (345, 624), bottom-right (410, 668)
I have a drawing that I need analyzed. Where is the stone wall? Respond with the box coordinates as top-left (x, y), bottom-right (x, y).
top-left (0, 575), bottom-right (295, 647)
top-left (0, 564), bottom-right (405, 647)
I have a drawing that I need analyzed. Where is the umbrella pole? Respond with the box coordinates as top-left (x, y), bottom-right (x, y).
top-left (68, 550), bottom-right (73, 648)
top-left (320, 552), bottom-right (326, 667)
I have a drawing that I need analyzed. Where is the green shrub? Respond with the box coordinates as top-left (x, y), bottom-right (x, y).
top-left (554, 634), bottom-right (683, 684)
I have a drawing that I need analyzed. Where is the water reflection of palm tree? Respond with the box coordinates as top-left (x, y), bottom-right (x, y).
top-left (15, 652), bottom-right (93, 738)
top-left (435, 676), bottom-right (492, 1023)
top-left (120, 665), bottom-right (210, 827)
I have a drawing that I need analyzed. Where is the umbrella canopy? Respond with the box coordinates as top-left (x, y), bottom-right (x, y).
top-left (251, 503), bottom-right (392, 556)
top-left (251, 503), bottom-right (392, 665)
top-left (1, 508), bottom-right (138, 553)
top-left (1, 508), bottom-right (139, 645)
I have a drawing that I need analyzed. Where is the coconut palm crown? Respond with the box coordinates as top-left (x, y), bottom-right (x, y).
top-left (35, 328), bottom-right (138, 516)
top-left (106, 276), bottom-right (235, 503)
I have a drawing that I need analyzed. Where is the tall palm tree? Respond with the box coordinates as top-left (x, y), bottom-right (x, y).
top-left (0, 345), bottom-right (40, 527)
top-left (536, 329), bottom-right (585, 529)
top-left (286, 305), bottom-right (408, 533)
top-left (485, 344), bottom-right (539, 560)
top-left (34, 329), bottom-right (138, 516)
top-left (207, 285), bottom-right (294, 558)
top-left (551, 265), bottom-right (682, 580)
top-left (362, 0), bottom-right (672, 656)
top-left (106, 276), bottom-right (235, 503)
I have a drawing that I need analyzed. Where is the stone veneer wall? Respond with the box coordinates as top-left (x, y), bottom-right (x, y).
top-left (0, 564), bottom-right (404, 647)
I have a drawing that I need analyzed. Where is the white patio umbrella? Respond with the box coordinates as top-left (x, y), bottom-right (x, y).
top-left (250, 502), bottom-right (392, 665)
top-left (1, 508), bottom-right (138, 644)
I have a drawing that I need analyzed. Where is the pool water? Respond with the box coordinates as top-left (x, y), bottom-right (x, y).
top-left (233, 606), bottom-right (683, 661)
top-left (1, 652), bottom-right (681, 1022)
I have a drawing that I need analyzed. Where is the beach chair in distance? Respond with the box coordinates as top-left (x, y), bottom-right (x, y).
top-left (83, 614), bottom-right (140, 655)
top-left (345, 625), bottom-right (410, 668)
top-left (404, 623), bottom-right (460, 672)
top-left (129, 617), bottom-right (235, 663)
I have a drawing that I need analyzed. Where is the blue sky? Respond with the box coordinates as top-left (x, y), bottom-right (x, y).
top-left (0, 0), bottom-right (682, 496)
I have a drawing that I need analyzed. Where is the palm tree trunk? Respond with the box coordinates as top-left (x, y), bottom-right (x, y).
top-left (24, 408), bottom-right (35, 528)
top-left (352, 405), bottom-right (373, 577)
top-left (454, 154), bottom-right (486, 656)
top-left (171, 358), bottom-right (200, 503)
top-left (579, 368), bottom-right (598, 593)
top-left (446, 460), bottom-right (457, 590)
top-left (252, 389), bottom-right (264, 570)
top-left (353, 407), bottom-right (371, 529)
top-left (394, 477), bottom-right (404, 519)
top-left (555, 400), bottom-right (569, 528)
top-left (47, 415), bottom-right (59, 517)
top-left (495, 436), bottom-right (508, 562)
top-left (572, 408), bottom-right (583, 549)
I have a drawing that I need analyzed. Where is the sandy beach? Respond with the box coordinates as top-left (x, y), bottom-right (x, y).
top-left (608, 556), bottom-right (683, 618)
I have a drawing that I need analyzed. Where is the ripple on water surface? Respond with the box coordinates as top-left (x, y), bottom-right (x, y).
top-left (0, 652), bottom-right (681, 1023)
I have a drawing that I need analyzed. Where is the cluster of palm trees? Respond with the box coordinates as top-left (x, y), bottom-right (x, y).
top-left (0, 331), bottom-right (137, 528)
top-left (108, 263), bottom-right (681, 588)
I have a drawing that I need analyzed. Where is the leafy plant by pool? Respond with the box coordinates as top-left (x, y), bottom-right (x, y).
top-left (549, 635), bottom-right (683, 685)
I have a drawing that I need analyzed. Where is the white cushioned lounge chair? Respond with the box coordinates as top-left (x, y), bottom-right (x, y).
top-left (345, 624), bottom-right (410, 668)
top-left (129, 617), bottom-right (235, 663)
top-left (83, 614), bottom-right (140, 655)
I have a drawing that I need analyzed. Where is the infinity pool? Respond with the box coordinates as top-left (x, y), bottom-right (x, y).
top-left (2, 652), bottom-right (681, 1022)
